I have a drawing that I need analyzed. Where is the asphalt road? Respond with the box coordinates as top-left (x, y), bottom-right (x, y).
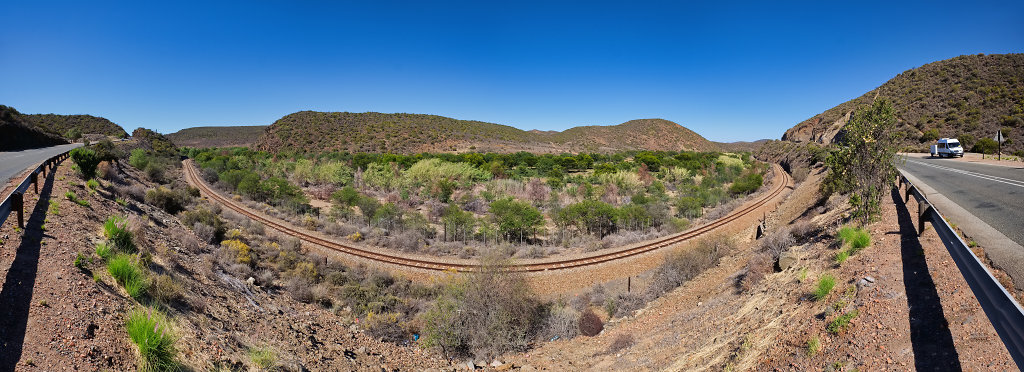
top-left (0, 143), bottom-right (82, 188)
top-left (898, 155), bottom-right (1024, 247)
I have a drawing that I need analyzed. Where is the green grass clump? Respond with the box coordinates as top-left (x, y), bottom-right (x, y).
top-left (126, 307), bottom-right (177, 371)
top-left (48, 200), bottom-right (60, 215)
top-left (116, 197), bottom-right (128, 206)
top-left (814, 274), bottom-right (836, 301)
top-left (95, 242), bottom-right (111, 260)
top-left (837, 226), bottom-right (871, 253)
top-left (827, 309), bottom-right (859, 335)
top-left (108, 254), bottom-right (147, 299)
top-left (74, 252), bottom-right (88, 270)
top-left (834, 250), bottom-right (850, 265)
top-left (104, 216), bottom-right (136, 253)
top-left (806, 336), bottom-right (820, 357)
top-left (248, 346), bottom-right (278, 370)
top-left (65, 191), bottom-right (90, 207)
top-left (86, 179), bottom-right (99, 193)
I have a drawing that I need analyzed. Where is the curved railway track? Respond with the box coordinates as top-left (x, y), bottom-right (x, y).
top-left (184, 160), bottom-right (790, 272)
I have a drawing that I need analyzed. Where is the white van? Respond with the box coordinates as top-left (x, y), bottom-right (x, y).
top-left (930, 138), bottom-right (964, 158)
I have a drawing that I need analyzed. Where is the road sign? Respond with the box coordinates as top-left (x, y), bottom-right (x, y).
top-left (996, 131), bottom-right (1007, 143)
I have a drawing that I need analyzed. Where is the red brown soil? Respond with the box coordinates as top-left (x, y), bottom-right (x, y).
top-left (0, 160), bottom-right (448, 371)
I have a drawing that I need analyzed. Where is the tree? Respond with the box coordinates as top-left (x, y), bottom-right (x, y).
top-left (489, 198), bottom-right (544, 243)
top-left (822, 98), bottom-right (902, 223)
top-left (442, 204), bottom-right (475, 242)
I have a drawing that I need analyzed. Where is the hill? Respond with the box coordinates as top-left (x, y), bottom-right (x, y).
top-left (23, 113), bottom-right (127, 139)
top-left (782, 53), bottom-right (1024, 152)
top-left (0, 105), bottom-right (69, 151)
top-left (166, 125), bottom-right (267, 148)
top-left (253, 112), bottom-right (717, 154)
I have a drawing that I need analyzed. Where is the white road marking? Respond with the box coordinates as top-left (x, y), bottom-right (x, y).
top-left (905, 160), bottom-right (1024, 189)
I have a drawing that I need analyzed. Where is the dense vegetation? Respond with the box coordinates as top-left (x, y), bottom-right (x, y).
top-left (166, 125), bottom-right (268, 148)
top-left (253, 111), bottom-right (718, 154)
top-left (0, 105), bottom-right (68, 150)
top-left (784, 53), bottom-right (1024, 153)
top-left (24, 112), bottom-right (127, 139)
top-left (184, 147), bottom-right (767, 258)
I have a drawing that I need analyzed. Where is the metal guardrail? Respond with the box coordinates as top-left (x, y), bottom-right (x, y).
top-left (898, 170), bottom-right (1024, 368)
top-left (0, 150), bottom-right (71, 228)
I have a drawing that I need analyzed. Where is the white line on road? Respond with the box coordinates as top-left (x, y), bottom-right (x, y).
top-left (905, 160), bottom-right (1024, 189)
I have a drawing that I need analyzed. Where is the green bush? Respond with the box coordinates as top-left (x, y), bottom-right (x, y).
top-left (95, 242), bottom-right (111, 260)
top-left (248, 346), bottom-right (278, 370)
top-left (834, 250), bottom-right (849, 265)
top-left (129, 148), bottom-right (150, 170)
top-left (145, 187), bottom-right (187, 214)
top-left (70, 147), bottom-right (100, 179)
top-left (126, 307), bottom-right (177, 371)
top-left (729, 172), bottom-right (763, 195)
top-left (972, 137), bottom-right (999, 154)
top-left (108, 254), bottom-right (147, 299)
top-left (813, 274), bottom-right (836, 301)
top-left (104, 216), bottom-right (136, 253)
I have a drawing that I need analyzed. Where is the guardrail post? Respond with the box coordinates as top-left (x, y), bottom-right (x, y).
top-left (31, 172), bottom-right (38, 194)
top-left (918, 201), bottom-right (931, 236)
top-left (12, 192), bottom-right (24, 229)
top-left (905, 184), bottom-right (913, 203)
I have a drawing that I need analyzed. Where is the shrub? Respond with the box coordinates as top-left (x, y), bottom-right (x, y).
top-left (814, 274), bottom-right (836, 301)
top-left (729, 172), bottom-right (763, 195)
top-left (740, 253), bottom-right (773, 292)
top-left (364, 311), bottom-right (407, 343)
top-left (646, 235), bottom-right (730, 299)
top-left (759, 227), bottom-right (794, 260)
top-left (972, 137), bottom-right (999, 154)
top-left (150, 274), bottom-right (183, 304)
top-left (129, 148), bottom-right (150, 170)
top-left (144, 161), bottom-right (167, 183)
top-left (606, 333), bottom-right (635, 354)
top-left (578, 308), bottom-right (603, 337)
top-left (827, 310), bottom-right (859, 335)
top-left (104, 216), bottom-right (136, 253)
top-left (126, 307), bottom-right (177, 371)
top-left (221, 239), bottom-right (252, 265)
top-left (539, 304), bottom-right (580, 341)
top-left (70, 147), bottom-right (100, 179)
top-left (145, 187), bottom-right (187, 214)
top-left (821, 99), bottom-right (900, 223)
top-left (74, 252), bottom-right (88, 270)
top-left (108, 254), bottom-right (147, 299)
top-left (422, 258), bottom-right (540, 359)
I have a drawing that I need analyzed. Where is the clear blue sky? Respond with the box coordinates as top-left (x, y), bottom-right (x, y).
top-left (2, 1), bottom-right (1022, 142)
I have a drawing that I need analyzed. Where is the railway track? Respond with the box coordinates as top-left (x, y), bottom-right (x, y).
top-left (183, 160), bottom-right (790, 272)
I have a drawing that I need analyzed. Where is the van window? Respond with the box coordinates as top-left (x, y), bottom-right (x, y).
top-left (948, 141), bottom-right (960, 148)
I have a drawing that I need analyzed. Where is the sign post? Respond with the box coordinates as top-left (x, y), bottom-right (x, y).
top-left (996, 131), bottom-right (1006, 161)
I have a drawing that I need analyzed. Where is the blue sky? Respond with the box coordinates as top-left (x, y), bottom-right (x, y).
top-left (2, 1), bottom-right (1022, 142)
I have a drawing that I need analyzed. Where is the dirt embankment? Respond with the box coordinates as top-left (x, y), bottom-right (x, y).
top-left (0, 160), bottom-right (447, 371)
top-left (502, 167), bottom-right (1013, 371)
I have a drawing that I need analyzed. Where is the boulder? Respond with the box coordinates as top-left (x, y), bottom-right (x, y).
top-left (778, 251), bottom-right (799, 271)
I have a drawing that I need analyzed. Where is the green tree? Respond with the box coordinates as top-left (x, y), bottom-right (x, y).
top-left (442, 204), bottom-right (475, 242)
top-left (822, 98), bottom-right (902, 223)
top-left (489, 198), bottom-right (544, 243)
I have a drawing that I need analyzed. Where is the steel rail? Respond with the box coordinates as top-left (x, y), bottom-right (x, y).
top-left (184, 159), bottom-right (789, 272)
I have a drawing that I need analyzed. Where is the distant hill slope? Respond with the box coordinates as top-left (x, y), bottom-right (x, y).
top-left (23, 113), bottom-right (127, 139)
top-left (783, 53), bottom-right (1024, 152)
top-left (0, 105), bottom-right (69, 151)
top-left (253, 112), bottom-right (717, 154)
top-left (167, 125), bottom-right (268, 148)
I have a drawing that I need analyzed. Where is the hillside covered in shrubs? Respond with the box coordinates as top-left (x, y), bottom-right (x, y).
top-left (24, 112), bottom-right (128, 139)
top-left (783, 53), bottom-right (1024, 154)
top-left (167, 125), bottom-right (268, 148)
top-left (0, 105), bottom-right (69, 150)
top-left (253, 111), bottom-right (718, 154)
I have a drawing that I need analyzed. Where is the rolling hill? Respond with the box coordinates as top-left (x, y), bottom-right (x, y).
top-left (252, 111), bottom-right (718, 154)
top-left (23, 113), bottom-right (127, 139)
top-left (166, 125), bottom-right (268, 148)
top-left (782, 53), bottom-right (1024, 152)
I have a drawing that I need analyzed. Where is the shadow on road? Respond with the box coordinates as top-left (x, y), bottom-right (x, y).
top-left (891, 189), bottom-right (963, 371)
top-left (0, 169), bottom-right (55, 372)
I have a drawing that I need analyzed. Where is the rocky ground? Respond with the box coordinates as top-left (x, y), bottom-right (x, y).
top-left (0, 159), bottom-right (449, 371)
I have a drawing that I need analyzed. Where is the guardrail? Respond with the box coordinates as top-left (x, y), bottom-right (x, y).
top-left (0, 151), bottom-right (71, 228)
top-left (898, 170), bottom-right (1024, 368)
